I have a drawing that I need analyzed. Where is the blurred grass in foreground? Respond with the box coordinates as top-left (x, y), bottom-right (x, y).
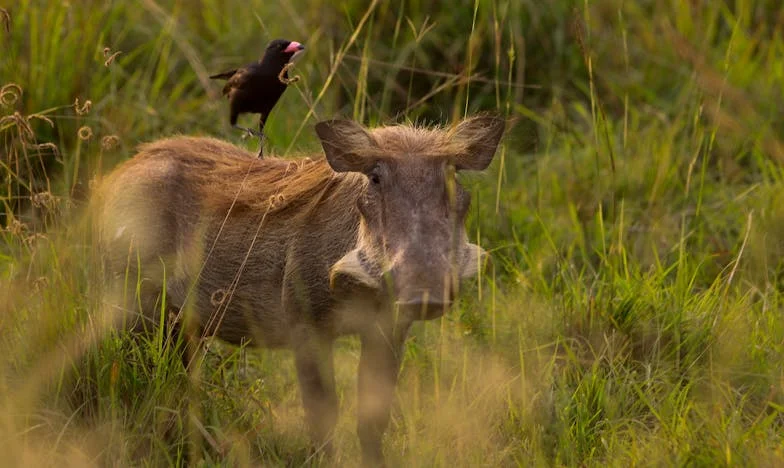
top-left (1, 0), bottom-right (784, 466)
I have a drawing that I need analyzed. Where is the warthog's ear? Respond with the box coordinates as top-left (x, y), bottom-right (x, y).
top-left (315, 119), bottom-right (377, 173)
top-left (450, 114), bottom-right (506, 171)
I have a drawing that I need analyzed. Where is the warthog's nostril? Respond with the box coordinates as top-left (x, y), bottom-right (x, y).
top-left (396, 290), bottom-right (452, 321)
top-left (396, 288), bottom-right (453, 307)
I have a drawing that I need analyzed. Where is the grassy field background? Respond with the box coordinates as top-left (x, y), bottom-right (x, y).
top-left (2, 0), bottom-right (784, 466)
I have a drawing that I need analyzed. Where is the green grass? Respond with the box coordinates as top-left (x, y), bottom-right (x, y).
top-left (2, 0), bottom-right (784, 466)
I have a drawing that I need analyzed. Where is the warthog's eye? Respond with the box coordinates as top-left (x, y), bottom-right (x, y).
top-left (368, 168), bottom-right (381, 185)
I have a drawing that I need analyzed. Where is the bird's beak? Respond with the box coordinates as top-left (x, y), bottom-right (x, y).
top-left (284, 41), bottom-right (305, 54)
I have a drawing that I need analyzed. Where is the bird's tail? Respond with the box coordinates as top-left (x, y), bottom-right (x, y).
top-left (209, 69), bottom-right (237, 80)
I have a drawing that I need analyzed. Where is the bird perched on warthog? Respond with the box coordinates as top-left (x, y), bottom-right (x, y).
top-left (93, 114), bottom-right (505, 466)
top-left (210, 38), bottom-right (305, 157)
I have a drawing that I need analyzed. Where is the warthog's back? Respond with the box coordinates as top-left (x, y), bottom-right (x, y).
top-left (96, 136), bottom-right (364, 346)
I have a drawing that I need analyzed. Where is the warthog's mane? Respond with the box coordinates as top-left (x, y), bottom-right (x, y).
top-left (133, 120), bottom-right (476, 217)
top-left (135, 136), bottom-right (363, 217)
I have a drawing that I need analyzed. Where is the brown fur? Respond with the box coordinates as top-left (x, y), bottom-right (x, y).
top-left (94, 115), bottom-right (506, 465)
top-left (133, 136), bottom-right (363, 215)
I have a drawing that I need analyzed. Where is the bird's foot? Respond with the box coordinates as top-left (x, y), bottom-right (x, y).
top-left (244, 128), bottom-right (264, 139)
top-left (234, 125), bottom-right (263, 140)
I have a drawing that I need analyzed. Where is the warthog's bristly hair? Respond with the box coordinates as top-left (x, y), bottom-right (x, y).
top-left (134, 136), bottom-right (365, 216)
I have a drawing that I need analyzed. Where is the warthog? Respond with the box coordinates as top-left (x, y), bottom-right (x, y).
top-left (94, 114), bottom-right (505, 465)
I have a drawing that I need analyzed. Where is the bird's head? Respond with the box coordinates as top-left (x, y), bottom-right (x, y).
top-left (263, 39), bottom-right (306, 65)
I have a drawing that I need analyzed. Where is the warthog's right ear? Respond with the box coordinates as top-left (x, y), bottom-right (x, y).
top-left (450, 114), bottom-right (506, 171)
top-left (315, 119), bottom-right (378, 173)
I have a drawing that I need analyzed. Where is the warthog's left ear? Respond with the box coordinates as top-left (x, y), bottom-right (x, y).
top-left (450, 114), bottom-right (506, 171)
top-left (315, 119), bottom-right (378, 173)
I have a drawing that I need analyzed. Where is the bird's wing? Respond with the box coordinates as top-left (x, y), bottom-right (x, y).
top-left (225, 68), bottom-right (250, 91)
top-left (215, 68), bottom-right (252, 98)
top-left (208, 69), bottom-right (238, 80)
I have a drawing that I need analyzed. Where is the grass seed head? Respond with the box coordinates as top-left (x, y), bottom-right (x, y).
top-left (0, 83), bottom-right (22, 107)
top-left (77, 126), bottom-right (93, 141)
top-left (100, 135), bottom-right (120, 151)
top-left (74, 98), bottom-right (92, 116)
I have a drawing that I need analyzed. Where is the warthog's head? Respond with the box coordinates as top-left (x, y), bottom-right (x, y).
top-left (316, 115), bottom-right (505, 320)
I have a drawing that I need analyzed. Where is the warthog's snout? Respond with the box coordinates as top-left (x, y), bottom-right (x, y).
top-left (388, 246), bottom-right (454, 319)
top-left (396, 287), bottom-right (454, 306)
top-left (330, 241), bottom-right (487, 320)
top-left (392, 242), bottom-right (486, 319)
top-left (395, 289), bottom-right (453, 321)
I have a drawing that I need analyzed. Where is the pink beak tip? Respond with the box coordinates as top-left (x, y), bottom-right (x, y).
top-left (284, 41), bottom-right (305, 53)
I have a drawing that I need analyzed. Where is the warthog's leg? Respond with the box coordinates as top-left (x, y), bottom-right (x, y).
top-left (358, 320), bottom-right (412, 467)
top-left (294, 336), bottom-right (338, 457)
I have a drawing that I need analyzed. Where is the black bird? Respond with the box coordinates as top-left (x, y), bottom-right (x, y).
top-left (210, 38), bottom-right (305, 157)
